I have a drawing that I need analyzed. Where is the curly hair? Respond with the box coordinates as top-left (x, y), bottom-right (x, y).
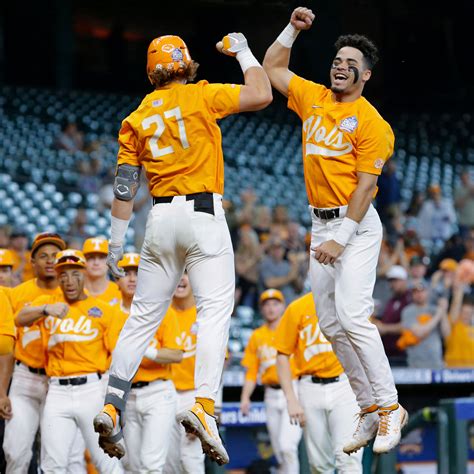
top-left (148, 60), bottom-right (199, 88)
top-left (334, 34), bottom-right (379, 69)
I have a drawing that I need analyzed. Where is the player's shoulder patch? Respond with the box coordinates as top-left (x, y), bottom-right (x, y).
top-left (339, 115), bottom-right (358, 133)
top-left (88, 306), bottom-right (103, 318)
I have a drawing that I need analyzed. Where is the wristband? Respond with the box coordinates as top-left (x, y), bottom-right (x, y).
top-left (110, 216), bottom-right (130, 246)
top-left (334, 217), bottom-right (359, 247)
top-left (236, 48), bottom-right (261, 73)
top-left (276, 23), bottom-right (300, 48)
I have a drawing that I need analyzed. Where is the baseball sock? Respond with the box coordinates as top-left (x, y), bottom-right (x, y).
top-left (196, 397), bottom-right (215, 416)
top-left (379, 403), bottom-right (399, 411)
top-left (362, 404), bottom-right (379, 413)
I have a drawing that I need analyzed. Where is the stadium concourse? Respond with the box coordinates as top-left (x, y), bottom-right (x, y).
top-left (0, 84), bottom-right (473, 473)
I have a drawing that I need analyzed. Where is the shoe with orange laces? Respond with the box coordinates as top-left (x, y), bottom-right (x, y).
top-left (176, 402), bottom-right (229, 465)
top-left (373, 403), bottom-right (408, 454)
top-left (343, 404), bottom-right (379, 454)
top-left (93, 404), bottom-right (126, 459)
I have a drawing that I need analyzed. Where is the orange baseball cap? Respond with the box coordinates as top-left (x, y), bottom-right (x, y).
top-left (440, 258), bottom-right (458, 272)
top-left (118, 253), bottom-right (140, 269)
top-left (259, 289), bottom-right (285, 305)
top-left (82, 238), bottom-right (108, 256)
top-left (147, 35), bottom-right (192, 76)
top-left (0, 249), bottom-right (14, 267)
top-left (31, 232), bottom-right (66, 257)
top-left (55, 249), bottom-right (87, 270)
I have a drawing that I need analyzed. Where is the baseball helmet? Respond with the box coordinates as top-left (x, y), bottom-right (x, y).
top-left (147, 35), bottom-right (192, 77)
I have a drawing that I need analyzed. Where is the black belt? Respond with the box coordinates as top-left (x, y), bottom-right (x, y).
top-left (266, 384), bottom-right (281, 390)
top-left (131, 381), bottom-right (150, 389)
top-left (58, 373), bottom-right (102, 386)
top-left (16, 361), bottom-right (46, 376)
top-left (152, 192), bottom-right (214, 216)
top-left (313, 207), bottom-right (340, 220)
top-left (307, 375), bottom-right (340, 384)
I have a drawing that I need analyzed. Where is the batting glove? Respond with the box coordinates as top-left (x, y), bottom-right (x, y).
top-left (220, 33), bottom-right (249, 57)
top-left (107, 243), bottom-right (125, 279)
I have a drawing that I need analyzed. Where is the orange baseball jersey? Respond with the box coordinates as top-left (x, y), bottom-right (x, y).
top-left (110, 304), bottom-right (183, 382)
top-left (30, 294), bottom-right (120, 377)
top-left (242, 324), bottom-right (297, 385)
top-left (85, 281), bottom-right (121, 306)
top-left (0, 288), bottom-right (15, 338)
top-left (274, 292), bottom-right (343, 378)
top-left (170, 305), bottom-right (198, 391)
top-left (11, 278), bottom-right (63, 368)
top-left (117, 80), bottom-right (241, 197)
top-left (288, 75), bottom-right (395, 208)
top-left (444, 320), bottom-right (474, 368)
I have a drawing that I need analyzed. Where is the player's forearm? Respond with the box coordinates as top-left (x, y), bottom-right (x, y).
top-left (241, 67), bottom-right (273, 111)
top-left (0, 352), bottom-right (14, 396)
top-left (263, 40), bottom-right (292, 73)
top-left (276, 353), bottom-right (297, 402)
top-left (16, 306), bottom-right (45, 327)
top-left (111, 198), bottom-right (134, 221)
top-left (145, 348), bottom-right (183, 364)
top-left (110, 198), bottom-right (134, 246)
top-left (240, 379), bottom-right (256, 402)
top-left (346, 180), bottom-right (377, 224)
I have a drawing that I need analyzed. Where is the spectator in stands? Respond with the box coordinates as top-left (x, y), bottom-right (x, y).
top-left (223, 199), bottom-right (239, 247)
top-left (444, 282), bottom-right (474, 368)
top-left (236, 189), bottom-right (258, 226)
top-left (98, 167), bottom-right (115, 213)
top-left (56, 120), bottom-right (84, 152)
top-left (377, 160), bottom-right (401, 227)
top-left (272, 205), bottom-right (290, 240)
top-left (454, 169), bottom-right (474, 236)
top-left (464, 230), bottom-right (474, 260)
top-left (285, 221), bottom-right (306, 254)
top-left (408, 255), bottom-right (429, 289)
top-left (259, 237), bottom-right (302, 304)
top-left (9, 230), bottom-right (33, 283)
top-left (373, 265), bottom-right (412, 366)
top-left (0, 227), bottom-right (10, 248)
top-left (254, 205), bottom-right (272, 244)
top-left (397, 284), bottom-right (449, 369)
top-left (67, 208), bottom-right (88, 242)
top-left (235, 226), bottom-right (262, 308)
top-left (430, 258), bottom-right (458, 300)
top-left (418, 184), bottom-right (457, 247)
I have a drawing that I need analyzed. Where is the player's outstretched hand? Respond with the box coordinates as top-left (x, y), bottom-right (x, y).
top-left (46, 302), bottom-right (69, 319)
top-left (240, 398), bottom-right (251, 416)
top-left (107, 243), bottom-right (125, 279)
top-left (290, 7), bottom-right (315, 31)
top-left (0, 396), bottom-right (12, 420)
top-left (216, 33), bottom-right (248, 57)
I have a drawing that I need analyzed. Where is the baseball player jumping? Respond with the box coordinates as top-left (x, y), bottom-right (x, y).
top-left (93, 33), bottom-right (272, 464)
top-left (263, 7), bottom-right (407, 454)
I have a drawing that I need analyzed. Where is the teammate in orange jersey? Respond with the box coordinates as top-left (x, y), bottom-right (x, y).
top-left (9, 230), bottom-right (34, 283)
top-left (240, 289), bottom-right (302, 474)
top-left (94, 32), bottom-right (272, 465)
top-left (83, 238), bottom-right (121, 305)
top-left (275, 292), bottom-right (362, 472)
top-left (3, 232), bottom-right (66, 473)
top-left (263, 7), bottom-right (406, 454)
top-left (0, 249), bottom-right (15, 289)
top-left (0, 288), bottom-right (15, 420)
top-left (164, 273), bottom-right (205, 474)
top-left (15, 249), bottom-right (123, 473)
top-left (106, 253), bottom-right (183, 470)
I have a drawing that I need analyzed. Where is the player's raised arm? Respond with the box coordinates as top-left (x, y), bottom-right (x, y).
top-left (216, 33), bottom-right (272, 112)
top-left (263, 6), bottom-right (315, 97)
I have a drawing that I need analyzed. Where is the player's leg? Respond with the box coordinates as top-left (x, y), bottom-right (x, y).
top-left (326, 375), bottom-right (363, 473)
top-left (66, 429), bottom-right (87, 474)
top-left (122, 390), bottom-right (143, 472)
top-left (264, 387), bottom-right (284, 467)
top-left (3, 366), bottom-right (47, 473)
top-left (334, 205), bottom-right (407, 452)
top-left (297, 378), bottom-right (334, 473)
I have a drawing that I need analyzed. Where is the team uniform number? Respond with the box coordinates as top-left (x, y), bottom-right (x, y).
top-left (142, 107), bottom-right (190, 158)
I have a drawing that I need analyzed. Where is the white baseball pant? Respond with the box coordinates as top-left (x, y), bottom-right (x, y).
top-left (298, 374), bottom-right (363, 473)
top-left (110, 195), bottom-right (234, 401)
top-left (122, 379), bottom-right (176, 473)
top-left (264, 385), bottom-right (302, 474)
top-left (40, 374), bottom-right (123, 474)
top-left (164, 389), bottom-right (205, 474)
top-left (310, 204), bottom-right (398, 408)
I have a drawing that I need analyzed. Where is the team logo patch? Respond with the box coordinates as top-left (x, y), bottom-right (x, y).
top-left (109, 298), bottom-right (119, 306)
top-left (374, 158), bottom-right (385, 169)
top-left (339, 115), bottom-right (358, 133)
top-left (171, 48), bottom-right (183, 61)
top-left (152, 99), bottom-right (163, 107)
top-left (88, 307), bottom-right (103, 318)
top-left (161, 43), bottom-right (175, 53)
top-left (191, 323), bottom-right (199, 335)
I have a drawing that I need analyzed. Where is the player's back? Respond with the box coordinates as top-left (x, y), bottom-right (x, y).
top-left (119, 80), bottom-right (240, 197)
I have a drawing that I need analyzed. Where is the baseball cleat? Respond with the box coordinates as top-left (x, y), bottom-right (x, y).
top-left (93, 404), bottom-right (125, 459)
top-left (373, 403), bottom-right (408, 454)
top-left (343, 405), bottom-right (379, 454)
top-left (176, 402), bottom-right (229, 465)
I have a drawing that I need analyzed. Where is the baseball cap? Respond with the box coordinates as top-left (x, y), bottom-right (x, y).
top-left (440, 258), bottom-right (458, 272)
top-left (82, 238), bottom-right (108, 256)
top-left (147, 35), bottom-right (192, 76)
top-left (386, 265), bottom-right (408, 281)
top-left (54, 249), bottom-right (86, 270)
top-left (118, 253), bottom-right (140, 269)
top-left (259, 289), bottom-right (285, 305)
top-left (428, 184), bottom-right (441, 194)
top-left (31, 232), bottom-right (66, 257)
top-left (0, 249), bottom-right (14, 267)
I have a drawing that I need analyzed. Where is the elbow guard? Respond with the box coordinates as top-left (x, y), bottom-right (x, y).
top-left (113, 164), bottom-right (142, 201)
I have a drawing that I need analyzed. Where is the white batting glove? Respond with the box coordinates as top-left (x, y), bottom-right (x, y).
top-left (216, 33), bottom-right (249, 57)
top-left (107, 243), bottom-right (125, 279)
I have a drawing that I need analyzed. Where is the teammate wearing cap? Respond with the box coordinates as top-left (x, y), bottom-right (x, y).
top-left (3, 232), bottom-right (66, 473)
top-left (9, 230), bottom-right (33, 283)
top-left (0, 288), bottom-right (15, 419)
top-left (275, 292), bottom-right (362, 472)
top-left (240, 289), bottom-right (301, 474)
top-left (263, 7), bottom-right (406, 453)
top-left (94, 31), bottom-right (272, 465)
top-left (0, 249), bottom-right (14, 290)
top-left (83, 238), bottom-right (121, 305)
top-left (15, 249), bottom-right (123, 473)
top-left (104, 253), bottom-right (183, 470)
top-left (165, 273), bottom-right (205, 474)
